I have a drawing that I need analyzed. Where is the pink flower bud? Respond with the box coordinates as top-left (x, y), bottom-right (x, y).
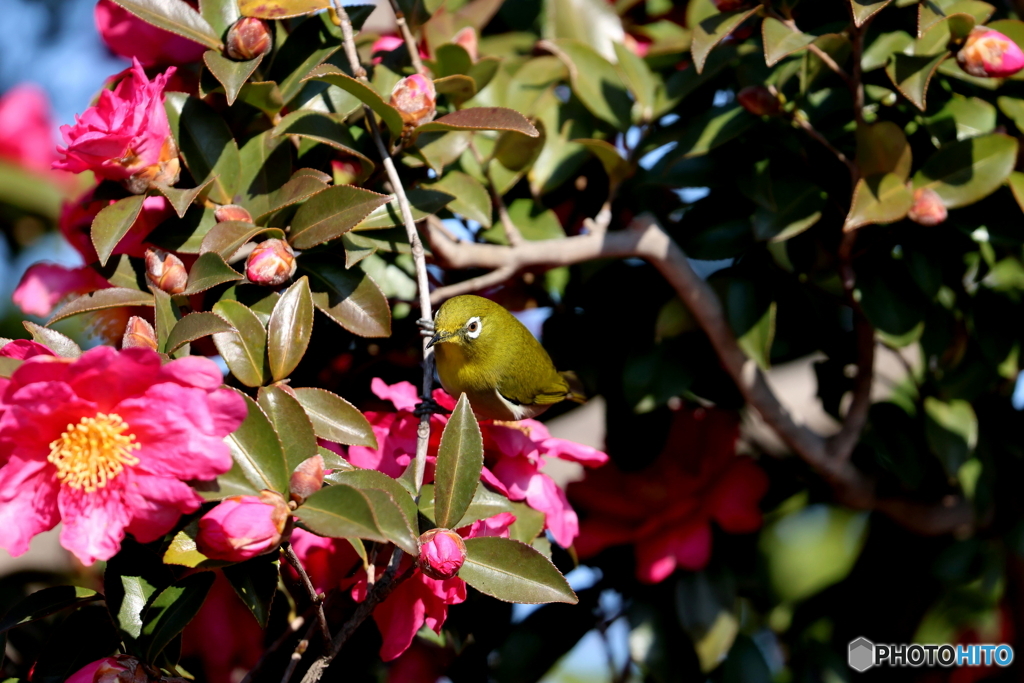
top-left (417, 528), bottom-right (467, 580)
top-left (214, 203), bottom-right (254, 223)
top-left (197, 490), bottom-right (291, 562)
top-left (122, 316), bottom-right (158, 351)
top-left (907, 187), bottom-right (948, 226)
top-left (144, 248), bottom-right (188, 294)
top-left (226, 17), bottom-right (272, 61)
top-left (246, 238), bottom-right (297, 286)
top-left (390, 75), bottom-right (437, 131)
top-left (452, 27), bottom-right (478, 61)
top-left (737, 85), bottom-right (781, 117)
top-left (290, 455), bottom-right (325, 505)
top-left (331, 158), bottom-right (362, 186)
top-left (957, 28), bottom-right (1024, 77)
top-left (67, 656), bottom-right (151, 683)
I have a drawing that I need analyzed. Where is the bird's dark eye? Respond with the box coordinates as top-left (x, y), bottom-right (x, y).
top-left (468, 321), bottom-right (479, 332)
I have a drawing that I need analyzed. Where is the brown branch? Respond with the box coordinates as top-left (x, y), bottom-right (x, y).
top-left (280, 622), bottom-right (316, 683)
top-left (386, 0), bottom-right (427, 77)
top-left (767, 8), bottom-right (850, 84)
top-left (430, 265), bottom-right (517, 305)
top-left (793, 116), bottom-right (857, 178)
top-left (282, 543), bottom-right (331, 644)
top-left (425, 215), bottom-right (974, 534)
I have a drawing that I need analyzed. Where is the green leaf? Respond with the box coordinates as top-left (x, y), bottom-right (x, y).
top-left (481, 197), bottom-right (565, 244)
top-left (212, 300), bottom-right (267, 387)
top-left (166, 312), bottom-right (235, 354)
top-left (301, 257), bottom-right (392, 337)
top-left (1009, 171), bottom-right (1024, 212)
top-left (110, 0), bottom-right (221, 49)
top-left (924, 95), bottom-right (996, 145)
top-left (612, 41), bottom-right (657, 121)
top-left (493, 127), bottom-right (546, 174)
top-left (997, 95), bottom-right (1024, 133)
top-left (48, 288), bottom-right (154, 325)
top-left (715, 274), bottom-right (776, 370)
top-left (204, 50), bottom-right (264, 106)
top-left (250, 175), bottom-right (331, 224)
top-left (238, 80), bottom-right (285, 116)
top-left (762, 16), bottom-right (817, 67)
top-left (23, 321), bottom-right (81, 358)
top-left (416, 107), bottom-right (541, 136)
top-left (328, 470), bottom-right (419, 554)
top-left (236, 130), bottom-right (291, 213)
top-left (912, 133), bottom-right (1018, 208)
top-left (507, 502), bottom-right (547, 543)
top-left (267, 277), bottom-right (314, 381)
top-left (294, 484), bottom-right (387, 542)
top-left (182, 251), bottom-right (243, 295)
top-left (152, 287), bottom-right (182, 355)
top-left (91, 194), bottom-right (146, 267)
top-left (850, 0), bottom-right (892, 27)
top-left (862, 30), bottom-right (913, 71)
top-left (199, 221), bottom-right (285, 259)
top-left (258, 385), bottom-right (319, 474)
top-left (163, 524), bottom-right (220, 568)
top-left (292, 387), bottom-right (377, 447)
top-left (843, 173), bottom-right (914, 231)
top-left (691, 7), bottom-right (759, 73)
top-left (433, 394), bottom-right (484, 529)
top-left (224, 389), bottom-right (289, 493)
top-left (886, 53), bottom-right (947, 111)
top-left (269, 13), bottom-right (342, 103)
top-left (165, 93), bottom-right (241, 204)
top-left (418, 482), bottom-right (514, 527)
top-left (919, 0), bottom-right (993, 36)
top-left (0, 159), bottom-right (63, 219)
top-left (460, 537), bottom-right (578, 604)
top-left (573, 138), bottom-right (632, 187)
top-left (856, 121), bottom-right (912, 180)
top-left (434, 74), bottom-right (478, 106)
top-left (924, 397), bottom-right (978, 476)
top-left (148, 205), bottom-right (218, 253)
top-left (424, 170), bottom-right (492, 227)
top-left (673, 105), bottom-right (754, 159)
top-left (140, 572), bottom-right (215, 661)
top-left (223, 555), bottom-right (279, 628)
top-left (0, 586), bottom-right (99, 633)
top-left (303, 64), bottom-right (405, 138)
top-left (200, 0), bottom-right (240, 36)
top-left (272, 111), bottom-right (373, 163)
top-left (546, 39), bottom-right (632, 130)
top-left (354, 189), bottom-right (454, 230)
top-left (289, 185), bottom-right (392, 249)
top-left (152, 178), bottom-right (216, 218)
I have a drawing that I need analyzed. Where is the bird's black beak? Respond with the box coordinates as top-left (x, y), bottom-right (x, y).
top-left (427, 331), bottom-right (450, 348)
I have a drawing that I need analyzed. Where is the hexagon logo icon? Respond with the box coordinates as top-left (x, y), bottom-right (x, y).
top-left (848, 637), bottom-right (875, 672)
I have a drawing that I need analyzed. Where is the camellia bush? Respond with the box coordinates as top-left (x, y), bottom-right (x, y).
top-left (2, 0), bottom-right (1024, 680)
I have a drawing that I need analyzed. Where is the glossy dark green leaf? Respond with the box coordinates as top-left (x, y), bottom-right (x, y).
top-left (148, 205), bottom-right (218, 253)
top-left (288, 185), bottom-right (391, 249)
top-left (238, 80), bottom-right (285, 116)
top-left (861, 30), bottom-right (913, 71)
top-left (424, 170), bottom-right (491, 227)
top-left (998, 95), bottom-right (1024, 133)
top-left (762, 16), bottom-right (817, 67)
top-left (429, 43), bottom-right (473, 78)
top-left (272, 110), bottom-right (371, 161)
top-left (199, 221), bottom-right (285, 259)
top-left (433, 394), bottom-right (484, 529)
top-left (165, 93), bottom-right (241, 204)
top-left (223, 555), bottom-right (279, 628)
top-left (691, 6), bottom-right (758, 73)
top-left (912, 133), bottom-right (1018, 208)
top-left (31, 605), bottom-right (120, 683)
top-left (48, 288), bottom-right (154, 325)
top-left (418, 482), bottom-right (514, 527)
top-left (416, 107), bottom-right (540, 136)
top-left (924, 95), bottom-right (996, 144)
top-left (924, 397), bottom-right (978, 476)
top-left (294, 484), bottom-right (387, 542)
top-left (843, 173), bottom-right (914, 231)
top-left (91, 194), bottom-right (146, 267)
top-left (546, 39), bottom-right (631, 130)
top-left (199, 0), bottom-right (240, 35)
top-left (461, 537), bottom-right (578, 604)
top-left (165, 312), bottom-right (235, 353)
top-left (163, 523), bottom-right (222, 568)
top-left (23, 321), bottom-right (81, 358)
top-left (269, 13), bottom-right (341, 103)
top-left (354, 189), bottom-right (454, 230)
top-left (303, 64), bottom-right (405, 137)
top-left (507, 501), bottom-right (546, 543)
top-left (302, 258), bottom-right (391, 337)
top-left (613, 42), bottom-right (656, 121)
top-left (212, 300), bottom-right (267, 387)
top-left (434, 74), bottom-right (477, 105)
top-left (573, 138), bottom-right (632, 187)
top-left (292, 387), bottom-right (377, 447)
top-left (258, 385), bottom-right (319, 474)
top-left (151, 287), bottom-right (181, 354)
top-left (856, 121), bottom-right (912, 180)
top-left (267, 277), bottom-right (314, 381)
top-left (153, 177), bottom-right (216, 218)
top-left (493, 127), bottom-right (545, 174)
top-left (204, 50), bottom-right (264, 106)
top-left (328, 470), bottom-right (419, 553)
top-left (236, 130), bottom-right (291, 212)
top-left (0, 586), bottom-right (99, 633)
top-left (110, 0), bottom-right (221, 49)
top-left (673, 104), bottom-right (754, 159)
top-left (182, 251), bottom-right (243, 295)
top-left (919, 0), bottom-right (993, 36)
top-left (140, 572), bottom-right (215, 661)
top-left (850, 0), bottom-right (892, 26)
top-left (224, 389), bottom-right (289, 493)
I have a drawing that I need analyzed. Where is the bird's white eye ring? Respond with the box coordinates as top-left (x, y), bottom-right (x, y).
top-left (466, 316), bottom-right (482, 338)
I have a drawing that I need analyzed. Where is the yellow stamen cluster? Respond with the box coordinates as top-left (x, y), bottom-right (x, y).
top-left (47, 413), bottom-right (140, 492)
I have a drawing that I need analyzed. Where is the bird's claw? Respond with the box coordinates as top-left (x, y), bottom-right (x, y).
top-left (414, 397), bottom-right (449, 418)
top-left (417, 318), bottom-right (435, 338)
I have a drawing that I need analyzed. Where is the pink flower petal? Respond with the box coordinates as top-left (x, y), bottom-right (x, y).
top-left (124, 472), bottom-right (203, 543)
top-left (707, 459), bottom-right (768, 533)
top-left (635, 523), bottom-right (712, 584)
top-left (0, 455), bottom-right (60, 557)
top-left (370, 378), bottom-right (421, 412)
top-left (57, 482), bottom-right (132, 565)
top-left (12, 263), bottom-right (108, 317)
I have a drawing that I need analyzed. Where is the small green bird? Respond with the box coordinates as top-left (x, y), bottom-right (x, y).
top-left (427, 295), bottom-right (584, 421)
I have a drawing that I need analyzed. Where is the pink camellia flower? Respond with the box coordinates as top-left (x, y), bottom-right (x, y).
top-left (55, 59), bottom-right (180, 193)
top-left (568, 406), bottom-right (768, 584)
top-left (0, 347), bottom-right (247, 565)
top-left (95, 0), bottom-right (206, 67)
top-left (12, 263), bottom-right (109, 318)
top-left (197, 490), bottom-right (291, 562)
top-left (345, 378), bottom-right (608, 548)
top-left (958, 27), bottom-right (1024, 77)
top-left (68, 654), bottom-right (188, 683)
top-left (390, 75), bottom-right (437, 130)
top-left (418, 528), bottom-right (467, 580)
top-left (246, 238), bottom-right (297, 286)
top-left (182, 572), bottom-right (264, 683)
top-left (0, 85), bottom-right (58, 173)
top-left (452, 27), bottom-right (478, 61)
top-left (908, 187), bottom-right (948, 226)
top-left (371, 34), bottom-right (429, 64)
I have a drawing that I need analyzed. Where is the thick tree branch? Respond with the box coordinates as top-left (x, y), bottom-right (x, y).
top-left (425, 215), bottom-right (973, 535)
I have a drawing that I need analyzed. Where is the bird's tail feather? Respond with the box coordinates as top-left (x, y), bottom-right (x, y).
top-left (560, 371), bottom-right (587, 403)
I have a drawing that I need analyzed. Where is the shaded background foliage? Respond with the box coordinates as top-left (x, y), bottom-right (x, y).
top-left (3, 0), bottom-right (1024, 681)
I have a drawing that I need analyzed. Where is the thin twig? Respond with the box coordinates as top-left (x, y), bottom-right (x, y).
top-left (386, 0), bottom-right (427, 76)
top-left (240, 611), bottom-right (310, 683)
top-left (430, 265), bottom-right (517, 304)
top-left (282, 543), bottom-right (331, 644)
top-left (280, 622), bottom-right (316, 683)
top-left (794, 116), bottom-right (857, 177)
top-left (767, 8), bottom-right (851, 84)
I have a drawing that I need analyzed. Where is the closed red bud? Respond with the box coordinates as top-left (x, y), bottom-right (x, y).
top-left (144, 247), bottom-right (188, 294)
top-left (331, 158), bottom-right (361, 186)
top-left (196, 490), bottom-right (291, 561)
top-left (246, 238), bottom-right (296, 286)
top-left (712, 0), bottom-right (749, 9)
top-left (122, 316), bottom-right (158, 351)
top-left (226, 17), bottom-right (272, 60)
top-left (907, 187), bottom-right (948, 226)
top-left (214, 203), bottom-right (253, 223)
top-left (417, 528), bottom-right (467, 580)
top-left (452, 26), bottom-right (478, 61)
top-left (390, 74), bottom-right (437, 131)
top-left (737, 85), bottom-right (781, 116)
top-left (957, 28), bottom-right (1024, 78)
top-left (290, 455), bottom-right (325, 505)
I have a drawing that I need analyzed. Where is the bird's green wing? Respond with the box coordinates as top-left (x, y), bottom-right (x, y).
top-left (498, 371), bottom-right (570, 407)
